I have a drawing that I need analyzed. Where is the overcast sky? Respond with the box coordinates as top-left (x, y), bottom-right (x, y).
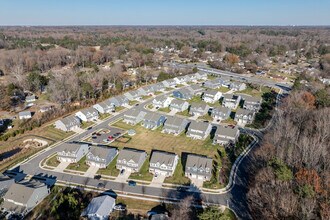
top-left (1, 0), bottom-right (329, 26)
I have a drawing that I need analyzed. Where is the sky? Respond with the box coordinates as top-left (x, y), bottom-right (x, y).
top-left (0, 0), bottom-right (329, 26)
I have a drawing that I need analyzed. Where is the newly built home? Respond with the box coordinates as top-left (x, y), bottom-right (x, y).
top-left (149, 151), bottom-right (179, 177)
top-left (230, 82), bottom-right (247, 91)
top-left (186, 121), bottom-right (212, 140)
top-left (242, 95), bottom-right (262, 111)
top-left (222, 94), bottom-right (241, 109)
top-left (189, 103), bottom-right (210, 116)
top-left (162, 116), bottom-right (189, 135)
top-left (108, 95), bottom-right (129, 107)
top-left (55, 115), bottom-right (81, 132)
top-left (203, 78), bottom-right (222, 89)
top-left (86, 146), bottom-right (118, 168)
top-left (188, 84), bottom-right (204, 95)
top-left (124, 90), bottom-right (141, 101)
top-left (116, 148), bottom-right (147, 173)
top-left (172, 88), bottom-right (193, 100)
top-left (81, 195), bottom-right (116, 220)
top-left (211, 106), bottom-right (231, 121)
top-left (169, 99), bottom-right (190, 112)
top-left (57, 143), bottom-right (90, 163)
top-left (93, 100), bottom-right (115, 114)
top-left (234, 108), bottom-right (255, 125)
top-left (75, 107), bottom-right (99, 122)
top-left (213, 125), bottom-right (240, 145)
top-left (152, 96), bottom-right (172, 108)
top-left (162, 79), bottom-right (177, 88)
top-left (202, 90), bottom-right (222, 104)
top-left (1, 180), bottom-right (50, 215)
top-left (141, 112), bottom-right (166, 130)
top-left (123, 109), bottom-right (147, 125)
top-left (185, 154), bottom-right (213, 181)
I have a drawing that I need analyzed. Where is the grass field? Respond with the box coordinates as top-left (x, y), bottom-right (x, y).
top-left (129, 156), bottom-right (153, 181)
top-left (158, 107), bottom-right (171, 113)
top-left (111, 120), bottom-right (219, 159)
top-left (99, 113), bottom-right (110, 120)
top-left (81, 121), bottom-right (95, 129)
top-left (164, 159), bottom-right (191, 185)
top-left (97, 155), bottom-right (120, 177)
top-left (46, 154), bottom-right (60, 167)
top-left (235, 85), bottom-right (272, 97)
top-left (129, 100), bottom-right (139, 106)
top-left (176, 109), bottom-right (190, 117)
top-left (39, 125), bottom-right (74, 141)
top-left (217, 86), bottom-right (231, 93)
top-left (66, 156), bottom-right (89, 172)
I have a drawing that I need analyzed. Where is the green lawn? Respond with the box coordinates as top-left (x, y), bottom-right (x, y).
top-left (235, 85), bottom-right (272, 98)
top-left (45, 154), bottom-right (60, 167)
top-left (99, 113), bottom-right (110, 120)
top-left (97, 155), bottom-right (119, 177)
top-left (189, 95), bottom-right (203, 104)
top-left (154, 91), bottom-right (163, 95)
top-left (218, 87), bottom-right (230, 93)
top-left (41, 125), bottom-right (74, 141)
top-left (177, 109), bottom-right (190, 117)
top-left (129, 156), bottom-right (153, 181)
top-left (158, 107), bottom-right (171, 113)
top-left (129, 100), bottom-right (139, 106)
top-left (81, 121), bottom-right (95, 129)
top-left (66, 156), bottom-right (89, 172)
top-left (198, 113), bottom-right (213, 121)
top-left (115, 106), bottom-right (125, 112)
top-left (164, 159), bottom-right (191, 185)
top-left (142, 95), bottom-right (152, 100)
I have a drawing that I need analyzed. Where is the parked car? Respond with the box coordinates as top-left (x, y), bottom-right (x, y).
top-left (103, 139), bottom-right (110, 143)
top-left (128, 180), bottom-right (136, 186)
top-left (87, 126), bottom-right (93, 130)
top-left (108, 136), bottom-right (113, 140)
top-left (97, 182), bottom-right (105, 188)
top-left (92, 136), bottom-right (97, 139)
top-left (114, 203), bottom-right (127, 211)
top-left (120, 169), bottom-right (125, 175)
top-left (94, 175), bottom-right (101, 180)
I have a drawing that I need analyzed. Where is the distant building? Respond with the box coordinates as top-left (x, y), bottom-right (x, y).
top-left (54, 115), bottom-right (81, 132)
top-left (81, 195), bottom-right (116, 220)
top-left (75, 107), bottom-right (99, 122)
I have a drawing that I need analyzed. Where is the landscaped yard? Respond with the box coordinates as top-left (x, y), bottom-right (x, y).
top-left (81, 121), bottom-right (95, 129)
top-left (66, 156), bottom-right (89, 172)
top-left (198, 113), bottom-right (213, 121)
top-left (158, 107), bottom-right (171, 113)
top-left (129, 156), bottom-right (153, 181)
top-left (40, 125), bottom-right (74, 141)
top-left (45, 154), bottom-right (60, 167)
top-left (129, 100), bottom-right (139, 106)
top-left (176, 109), bottom-right (190, 117)
top-left (111, 120), bottom-right (219, 159)
top-left (99, 113), bottom-right (110, 120)
top-left (115, 106), bottom-right (125, 112)
top-left (164, 159), bottom-right (190, 185)
top-left (189, 95), bottom-right (203, 104)
top-left (218, 86), bottom-right (231, 93)
top-left (97, 155), bottom-right (119, 177)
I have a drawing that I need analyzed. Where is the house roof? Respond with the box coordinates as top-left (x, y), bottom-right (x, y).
top-left (170, 99), bottom-right (188, 107)
top-left (189, 84), bottom-right (203, 91)
top-left (117, 148), bottom-right (146, 163)
top-left (190, 102), bottom-right (209, 110)
top-left (223, 94), bottom-right (240, 100)
top-left (79, 107), bottom-right (98, 116)
top-left (150, 151), bottom-right (177, 167)
top-left (59, 143), bottom-right (88, 155)
top-left (236, 108), bottom-right (254, 116)
top-left (153, 95), bottom-right (168, 103)
top-left (57, 115), bottom-right (81, 128)
top-left (212, 106), bottom-right (231, 115)
top-left (81, 195), bottom-right (115, 217)
top-left (241, 95), bottom-right (262, 103)
top-left (203, 89), bottom-right (220, 96)
top-left (124, 109), bottom-right (146, 118)
top-left (18, 111), bottom-right (31, 117)
top-left (88, 146), bottom-right (117, 159)
top-left (188, 121), bottom-right (210, 132)
top-left (164, 116), bottom-right (187, 128)
top-left (215, 125), bottom-right (239, 138)
top-left (185, 154), bottom-right (212, 172)
top-left (144, 112), bottom-right (164, 122)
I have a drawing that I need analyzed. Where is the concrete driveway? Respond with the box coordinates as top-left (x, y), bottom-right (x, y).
top-left (190, 178), bottom-right (204, 188)
top-left (84, 165), bottom-right (99, 178)
top-left (115, 169), bottom-right (131, 182)
top-left (189, 114), bottom-right (199, 120)
top-left (54, 161), bottom-right (70, 172)
top-left (150, 174), bottom-right (166, 187)
top-left (168, 109), bottom-right (178, 116)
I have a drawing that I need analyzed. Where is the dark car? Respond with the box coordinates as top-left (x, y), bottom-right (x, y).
top-left (87, 126), bottom-right (93, 130)
top-left (94, 175), bottom-right (101, 180)
top-left (97, 182), bottom-right (105, 188)
top-left (128, 180), bottom-right (136, 186)
top-left (135, 103), bottom-right (139, 106)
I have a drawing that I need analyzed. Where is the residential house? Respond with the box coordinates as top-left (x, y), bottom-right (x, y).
top-left (152, 96), bottom-right (172, 108)
top-left (25, 95), bottom-right (36, 106)
top-left (172, 88), bottom-right (193, 100)
top-left (188, 84), bottom-right (204, 96)
top-left (186, 121), bottom-right (212, 140)
top-left (235, 109), bottom-right (255, 125)
top-left (213, 125), bottom-right (240, 145)
top-left (162, 116), bottom-right (189, 135)
top-left (57, 143), bottom-right (90, 163)
top-left (194, 72), bottom-right (208, 81)
top-left (173, 76), bottom-right (187, 84)
top-left (86, 146), bottom-right (118, 168)
top-left (169, 99), bottom-right (190, 112)
top-left (222, 94), bottom-right (241, 109)
top-left (136, 87), bottom-right (147, 96)
top-left (93, 100), bottom-right (115, 114)
top-left (189, 103), bottom-right (209, 116)
top-left (185, 154), bottom-right (213, 181)
top-left (18, 111), bottom-right (32, 120)
top-left (149, 151), bottom-right (179, 177)
top-left (203, 78), bottom-right (222, 89)
top-left (124, 90), bottom-right (141, 101)
top-left (141, 112), bottom-right (166, 130)
top-left (55, 115), bottom-right (81, 132)
top-left (202, 90), bottom-right (222, 104)
top-left (1, 180), bottom-right (50, 215)
top-left (108, 95), bottom-right (129, 107)
top-left (81, 195), bottom-right (116, 220)
top-left (0, 174), bottom-right (15, 195)
top-left (75, 107), bottom-right (99, 122)
top-left (162, 79), bottom-right (176, 88)
top-left (242, 95), bottom-right (262, 111)
top-left (123, 109), bottom-right (147, 125)
top-left (211, 107), bottom-right (231, 121)
top-left (154, 82), bottom-right (165, 92)
top-left (230, 82), bottom-right (246, 91)
top-left (116, 148), bottom-right (147, 173)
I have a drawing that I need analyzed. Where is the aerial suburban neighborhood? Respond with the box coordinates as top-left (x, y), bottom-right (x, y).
top-left (0, 1), bottom-right (329, 220)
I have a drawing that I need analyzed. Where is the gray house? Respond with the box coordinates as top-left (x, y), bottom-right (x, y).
top-left (75, 107), bottom-right (99, 122)
top-left (194, 72), bottom-right (208, 81)
top-left (211, 106), bottom-right (231, 121)
top-left (116, 148), bottom-right (147, 173)
top-left (202, 90), bottom-right (222, 104)
top-left (123, 109), bottom-right (147, 125)
top-left (186, 121), bottom-right (212, 140)
top-left (172, 88), bottom-right (194, 100)
top-left (18, 111), bottom-right (32, 120)
top-left (141, 112), bottom-right (166, 130)
top-left (188, 84), bottom-right (204, 95)
top-left (152, 96), bottom-right (172, 108)
top-left (234, 108), bottom-right (255, 125)
top-left (57, 143), bottom-right (90, 163)
top-left (81, 195), bottom-right (116, 220)
top-left (222, 94), bottom-right (241, 109)
top-left (162, 116), bottom-right (189, 135)
top-left (185, 154), bottom-right (213, 181)
top-left (124, 90), bottom-right (141, 101)
top-left (189, 103), bottom-right (210, 116)
top-left (203, 79), bottom-right (222, 89)
top-left (242, 95), bottom-right (262, 111)
top-left (154, 82), bottom-right (166, 91)
top-left (162, 79), bottom-right (177, 88)
top-left (0, 174), bottom-right (15, 196)
top-left (149, 151), bottom-right (179, 177)
top-left (93, 100), bottom-right (115, 114)
top-left (230, 82), bottom-right (246, 91)
top-left (108, 95), bottom-right (129, 107)
top-left (169, 99), bottom-right (190, 112)
top-left (213, 125), bottom-right (240, 145)
top-left (86, 146), bottom-right (118, 168)
top-left (1, 180), bottom-right (50, 215)
top-left (54, 115), bottom-right (81, 132)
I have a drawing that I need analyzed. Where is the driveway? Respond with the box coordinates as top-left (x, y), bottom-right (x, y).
top-left (54, 161), bottom-right (70, 172)
top-left (115, 169), bottom-right (131, 182)
top-left (168, 109), bottom-right (178, 116)
top-left (150, 174), bottom-right (166, 187)
top-left (84, 165), bottom-right (99, 178)
top-left (190, 178), bottom-right (204, 189)
top-left (189, 114), bottom-right (199, 120)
